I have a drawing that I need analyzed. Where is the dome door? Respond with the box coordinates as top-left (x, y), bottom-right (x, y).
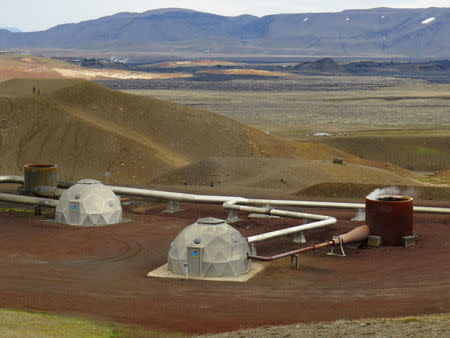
top-left (69, 201), bottom-right (80, 224)
top-left (188, 247), bottom-right (202, 276)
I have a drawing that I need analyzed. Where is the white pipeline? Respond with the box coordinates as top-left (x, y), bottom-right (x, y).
top-left (0, 176), bottom-right (24, 184)
top-left (110, 185), bottom-right (235, 204)
top-left (105, 187), bottom-right (450, 214)
top-left (0, 175), bottom-right (448, 246)
top-left (1, 175), bottom-right (449, 213)
top-left (223, 198), bottom-right (337, 243)
top-left (0, 192), bottom-right (57, 208)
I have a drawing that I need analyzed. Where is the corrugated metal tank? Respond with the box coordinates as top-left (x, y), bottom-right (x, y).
top-left (365, 195), bottom-right (414, 246)
top-left (23, 164), bottom-right (57, 196)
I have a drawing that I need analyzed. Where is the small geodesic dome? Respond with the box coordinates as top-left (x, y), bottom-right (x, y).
top-left (55, 179), bottom-right (122, 226)
top-left (168, 217), bottom-right (251, 277)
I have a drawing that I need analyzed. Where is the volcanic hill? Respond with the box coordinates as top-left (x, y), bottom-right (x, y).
top-left (0, 79), bottom-right (421, 190)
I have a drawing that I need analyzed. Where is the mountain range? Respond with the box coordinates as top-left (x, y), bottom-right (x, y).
top-left (0, 27), bottom-right (21, 33)
top-left (0, 7), bottom-right (449, 58)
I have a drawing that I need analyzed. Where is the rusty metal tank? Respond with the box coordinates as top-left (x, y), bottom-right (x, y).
top-left (23, 164), bottom-right (58, 196)
top-left (365, 195), bottom-right (414, 246)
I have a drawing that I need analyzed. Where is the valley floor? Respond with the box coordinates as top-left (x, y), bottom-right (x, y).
top-left (0, 199), bottom-right (448, 335)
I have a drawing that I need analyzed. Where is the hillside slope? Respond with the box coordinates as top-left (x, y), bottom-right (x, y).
top-left (0, 79), bottom-right (420, 188)
top-left (0, 53), bottom-right (191, 81)
top-left (151, 157), bottom-right (418, 191)
top-left (0, 8), bottom-right (449, 57)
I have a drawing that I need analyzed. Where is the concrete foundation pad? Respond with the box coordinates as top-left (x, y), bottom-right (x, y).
top-left (367, 235), bottom-right (382, 247)
top-left (402, 236), bottom-right (417, 247)
top-left (147, 262), bottom-right (267, 282)
top-left (44, 217), bottom-right (132, 226)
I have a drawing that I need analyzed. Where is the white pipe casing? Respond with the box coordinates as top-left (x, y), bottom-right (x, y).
top-left (0, 175), bottom-right (448, 229)
top-left (110, 185), bottom-right (235, 204)
top-left (223, 198), bottom-right (337, 243)
top-left (247, 218), bottom-right (337, 244)
top-left (0, 176), bottom-right (24, 184)
top-left (105, 187), bottom-right (450, 215)
top-left (1, 176), bottom-right (449, 213)
top-left (0, 192), bottom-right (57, 208)
top-left (413, 206), bottom-right (450, 214)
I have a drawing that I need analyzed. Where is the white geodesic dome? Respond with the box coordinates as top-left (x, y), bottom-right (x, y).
top-left (55, 179), bottom-right (122, 226)
top-left (168, 217), bottom-right (251, 277)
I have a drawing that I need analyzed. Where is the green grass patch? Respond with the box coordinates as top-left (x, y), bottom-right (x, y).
top-left (418, 176), bottom-right (445, 183)
top-left (0, 308), bottom-right (180, 337)
top-left (349, 129), bottom-right (450, 137)
top-left (0, 309), bottom-right (113, 337)
top-left (406, 145), bottom-right (442, 156)
top-left (0, 207), bottom-right (34, 214)
top-left (398, 316), bottom-right (421, 323)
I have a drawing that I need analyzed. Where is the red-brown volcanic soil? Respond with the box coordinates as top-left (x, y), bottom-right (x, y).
top-left (0, 202), bottom-right (448, 334)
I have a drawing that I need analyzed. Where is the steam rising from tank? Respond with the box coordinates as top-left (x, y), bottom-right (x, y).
top-left (366, 186), bottom-right (400, 200)
top-left (366, 186), bottom-right (418, 201)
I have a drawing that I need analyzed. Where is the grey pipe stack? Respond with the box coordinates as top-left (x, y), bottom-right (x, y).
top-left (0, 192), bottom-right (57, 208)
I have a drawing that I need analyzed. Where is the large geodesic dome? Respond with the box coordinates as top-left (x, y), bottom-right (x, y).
top-left (55, 179), bottom-right (122, 226)
top-left (168, 217), bottom-right (251, 277)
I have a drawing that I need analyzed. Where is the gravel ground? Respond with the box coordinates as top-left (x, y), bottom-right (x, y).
top-left (203, 313), bottom-right (450, 337)
top-left (97, 75), bottom-right (415, 92)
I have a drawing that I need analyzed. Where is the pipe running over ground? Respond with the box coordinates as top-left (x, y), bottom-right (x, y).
top-left (0, 178), bottom-right (338, 243)
top-left (0, 176), bottom-right (24, 184)
top-left (107, 188), bottom-right (339, 243)
top-left (0, 175), bottom-right (449, 243)
top-left (0, 192), bottom-right (57, 208)
top-left (107, 185), bottom-right (450, 214)
top-left (1, 176), bottom-right (449, 214)
top-left (248, 225), bottom-right (371, 261)
top-left (223, 198), bottom-right (337, 243)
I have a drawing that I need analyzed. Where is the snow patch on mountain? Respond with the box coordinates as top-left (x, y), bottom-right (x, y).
top-left (422, 17), bottom-right (436, 24)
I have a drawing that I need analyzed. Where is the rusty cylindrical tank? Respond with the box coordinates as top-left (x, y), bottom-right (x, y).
top-left (23, 164), bottom-right (58, 196)
top-left (365, 195), bottom-right (413, 246)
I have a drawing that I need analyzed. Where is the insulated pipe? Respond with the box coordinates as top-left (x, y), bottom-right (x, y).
top-left (224, 198), bottom-right (332, 221)
top-left (0, 192), bottom-right (58, 208)
top-left (0, 176), bottom-right (24, 184)
top-left (56, 180), bottom-right (76, 189)
top-left (109, 185), bottom-right (235, 204)
top-left (413, 206), bottom-right (450, 214)
top-left (0, 176), bottom-right (73, 189)
top-left (248, 225), bottom-right (370, 261)
top-left (234, 198), bottom-right (450, 214)
top-left (1, 176), bottom-right (449, 214)
top-left (246, 199), bottom-right (366, 210)
top-left (104, 187), bottom-right (450, 214)
top-left (223, 198), bottom-right (337, 244)
top-left (247, 218), bottom-right (337, 244)
top-left (33, 185), bottom-right (64, 198)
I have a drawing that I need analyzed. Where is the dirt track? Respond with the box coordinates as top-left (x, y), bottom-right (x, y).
top-left (0, 202), bottom-right (448, 334)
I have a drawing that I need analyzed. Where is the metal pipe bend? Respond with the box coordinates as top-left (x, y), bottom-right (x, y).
top-left (223, 197), bottom-right (337, 244)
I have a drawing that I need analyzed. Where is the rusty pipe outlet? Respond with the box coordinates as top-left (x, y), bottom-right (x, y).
top-left (248, 225), bottom-right (370, 261)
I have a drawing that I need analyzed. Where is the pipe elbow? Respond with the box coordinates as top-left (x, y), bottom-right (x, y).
top-left (223, 197), bottom-right (247, 209)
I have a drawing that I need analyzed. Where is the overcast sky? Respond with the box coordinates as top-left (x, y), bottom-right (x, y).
top-left (1, 0), bottom-right (449, 32)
